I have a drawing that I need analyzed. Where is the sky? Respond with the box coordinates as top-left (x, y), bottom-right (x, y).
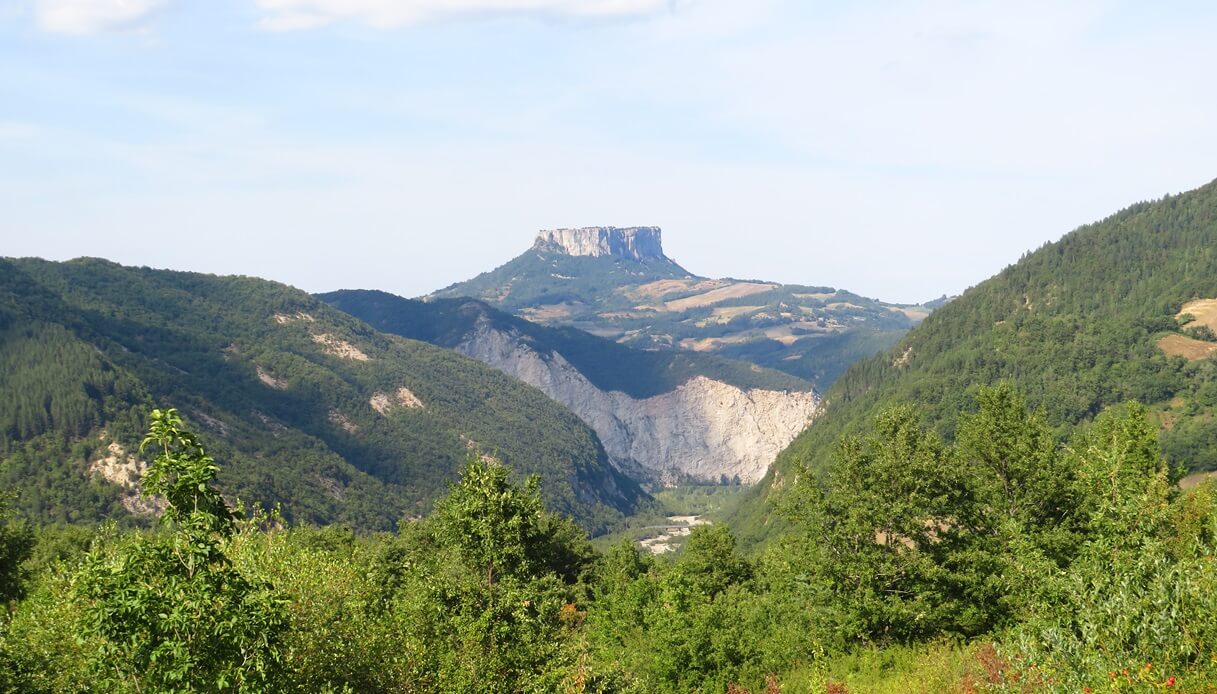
top-left (2, 0), bottom-right (1215, 304)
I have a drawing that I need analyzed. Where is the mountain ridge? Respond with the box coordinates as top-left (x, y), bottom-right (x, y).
top-left (729, 177), bottom-right (1217, 544)
top-left (430, 226), bottom-right (930, 388)
top-left (0, 257), bottom-right (647, 532)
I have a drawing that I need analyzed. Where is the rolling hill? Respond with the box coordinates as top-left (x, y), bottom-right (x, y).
top-left (0, 257), bottom-right (647, 532)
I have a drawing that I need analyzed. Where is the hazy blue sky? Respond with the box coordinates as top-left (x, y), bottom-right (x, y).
top-left (2, 0), bottom-right (1215, 303)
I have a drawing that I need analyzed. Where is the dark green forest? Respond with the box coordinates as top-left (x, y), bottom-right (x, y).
top-left (0, 258), bottom-right (646, 534)
top-left (733, 178), bottom-right (1217, 545)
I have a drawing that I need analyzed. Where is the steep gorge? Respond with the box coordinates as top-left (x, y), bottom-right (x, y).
top-left (322, 291), bottom-right (820, 486)
top-left (455, 319), bottom-right (818, 484)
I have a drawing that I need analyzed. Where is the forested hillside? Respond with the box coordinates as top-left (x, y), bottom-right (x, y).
top-left (0, 258), bottom-right (646, 532)
top-left (734, 178), bottom-right (1217, 541)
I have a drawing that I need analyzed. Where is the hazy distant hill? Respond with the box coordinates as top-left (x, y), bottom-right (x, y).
top-left (732, 178), bottom-right (1217, 541)
top-left (0, 258), bottom-right (647, 532)
top-left (431, 226), bottom-right (929, 388)
top-left (322, 290), bottom-right (819, 485)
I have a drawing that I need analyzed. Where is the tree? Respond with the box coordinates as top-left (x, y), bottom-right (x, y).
top-left (783, 405), bottom-right (978, 641)
top-left (671, 525), bottom-right (751, 599)
top-left (1065, 402), bottom-right (1174, 544)
top-left (1005, 403), bottom-right (1217, 688)
top-left (0, 491), bottom-right (33, 607)
top-left (955, 382), bottom-right (1078, 576)
top-left (433, 457), bottom-right (548, 589)
top-left (73, 409), bottom-right (285, 692)
top-left (410, 458), bottom-right (595, 692)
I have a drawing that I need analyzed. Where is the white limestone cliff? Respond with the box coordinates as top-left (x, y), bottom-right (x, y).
top-left (455, 321), bottom-right (818, 484)
top-left (534, 226), bottom-right (668, 262)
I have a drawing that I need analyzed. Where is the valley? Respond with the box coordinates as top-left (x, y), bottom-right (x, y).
top-left (5, 180), bottom-right (1217, 692)
top-left (5, 4), bottom-right (1215, 690)
top-left (322, 291), bottom-right (819, 486)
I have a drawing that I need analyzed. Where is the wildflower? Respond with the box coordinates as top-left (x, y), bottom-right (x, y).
top-left (1166, 676), bottom-right (1177, 687)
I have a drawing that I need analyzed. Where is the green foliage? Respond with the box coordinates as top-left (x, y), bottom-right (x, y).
top-left (434, 458), bottom-right (549, 586)
top-left (0, 492), bottom-right (34, 605)
top-left (771, 389), bottom-right (1217, 690)
top-left (140, 409), bottom-right (234, 534)
top-left (21, 524), bottom-right (93, 581)
top-left (955, 384), bottom-right (1069, 528)
top-left (409, 460), bottom-right (596, 692)
top-left (807, 641), bottom-right (1000, 694)
top-left (0, 563), bottom-right (94, 693)
top-left (997, 407), bottom-right (1217, 691)
top-left (223, 523), bottom-right (414, 692)
top-left (4, 385), bottom-right (1216, 692)
top-left (670, 525), bottom-right (752, 599)
top-left (72, 410), bottom-right (286, 692)
top-left (784, 405), bottom-right (988, 642)
top-left (583, 524), bottom-right (801, 694)
top-left (1184, 323), bottom-right (1217, 341)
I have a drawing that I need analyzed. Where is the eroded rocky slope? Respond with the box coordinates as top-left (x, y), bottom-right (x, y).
top-left (456, 321), bottom-right (817, 484)
top-left (322, 291), bottom-right (820, 486)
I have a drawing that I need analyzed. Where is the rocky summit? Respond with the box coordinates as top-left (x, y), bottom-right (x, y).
top-left (534, 226), bottom-right (669, 262)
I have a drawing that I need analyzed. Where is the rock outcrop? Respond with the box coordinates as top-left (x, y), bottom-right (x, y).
top-left (456, 320), bottom-right (818, 485)
top-left (534, 226), bottom-right (668, 262)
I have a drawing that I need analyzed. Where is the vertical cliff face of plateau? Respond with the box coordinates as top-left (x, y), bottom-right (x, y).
top-left (455, 319), bottom-right (819, 485)
top-left (533, 227), bottom-right (668, 262)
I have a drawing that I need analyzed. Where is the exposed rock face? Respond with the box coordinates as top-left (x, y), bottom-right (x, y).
top-left (534, 227), bottom-right (668, 262)
top-left (456, 321), bottom-right (818, 484)
top-left (370, 387), bottom-right (424, 414)
top-left (88, 440), bottom-right (165, 515)
top-left (311, 333), bottom-right (370, 361)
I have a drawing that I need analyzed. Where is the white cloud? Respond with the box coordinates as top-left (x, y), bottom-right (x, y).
top-left (254, 0), bottom-right (677, 31)
top-left (35, 0), bottom-right (166, 34)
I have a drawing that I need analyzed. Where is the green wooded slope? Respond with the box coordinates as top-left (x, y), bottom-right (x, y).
top-left (0, 258), bottom-right (646, 532)
top-left (733, 178), bottom-right (1217, 541)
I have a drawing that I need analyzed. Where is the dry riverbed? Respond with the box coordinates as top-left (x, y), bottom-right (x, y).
top-left (638, 515), bottom-right (710, 554)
